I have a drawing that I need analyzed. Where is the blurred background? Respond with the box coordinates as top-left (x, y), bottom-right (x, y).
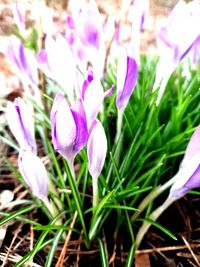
top-left (0, 0), bottom-right (181, 101)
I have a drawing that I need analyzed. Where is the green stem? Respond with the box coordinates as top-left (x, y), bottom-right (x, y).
top-left (132, 173), bottom-right (178, 221)
top-left (92, 175), bottom-right (99, 208)
top-left (115, 108), bottom-right (124, 144)
top-left (135, 196), bottom-right (174, 249)
top-left (67, 157), bottom-right (75, 180)
top-left (42, 196), bottom-right (62, 225)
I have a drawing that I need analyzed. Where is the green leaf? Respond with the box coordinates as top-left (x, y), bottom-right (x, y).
top-left (0, 205), bottom-right (35, 226)
top-left (125, 244), bottom-right (135, 267)
top-left (98, 238), bottom-right (108, 267)
top-left (89, 191), bottom-right (115, 240)
top-left (63, 160), bottom-right (89, 247)
top-left (139, 218), bottom-right (177, 240)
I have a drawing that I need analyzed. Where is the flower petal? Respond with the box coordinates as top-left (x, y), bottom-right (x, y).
top-left (180, 126), bottom-right (200, 168)
top-left (82, 79), bottom-right (104, 127)
top-left (6, 98), bottom-right (37, 154)
top-left (18, 151), bottom-right (48, 198)
top-left (116, 52), bottom-right (138, 110)
top-left (51, 93), bottom-right (77, 160)
top-left (170, 152), bottom-right (200, 198)
top-left (71, 99), bottom-right (88, 153)
top-left (87, 119), bottom-right (107, 179)
top-left (45, 34), bottom-right (76, 103)
top-left (37, 49), bottom-right (54, 79)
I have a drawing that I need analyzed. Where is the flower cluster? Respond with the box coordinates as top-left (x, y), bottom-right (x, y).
top-left (2, 0), bottom-right (200, 257)
top-left (6, 98), bottom-right (48, 199)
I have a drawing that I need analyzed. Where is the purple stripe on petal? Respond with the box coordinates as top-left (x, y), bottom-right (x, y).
top-left (104, 84), bottom-right (114, 98)
top-left (183, 163), bottom-right (200, 191)
top-left (116, 56), bottom-right (138, 110)
top-left (6, 97), bottom-right (37, 153)
top-left (169, 125), bottom-right (200, 199)
top-left (66, 15), bottom-right (75, 29)
top-left (71, 99), bottom-right (88, 153)
top-left (81, 69), bottom-right (94, 99)
top-left (179, 36), bottom-right (199, 61)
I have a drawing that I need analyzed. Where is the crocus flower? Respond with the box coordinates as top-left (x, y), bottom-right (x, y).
top-left (116, 50), bottom-right (138, 112)
top-left (65, 0), bottom-right (106, 78)
top-left (169, 125), bottom-right (200, 199)
top-left (50, 93), bottom-right (88, 170)
top-left (87, 119), bottom-right (107, 206)
top-left (81, 72), bottom-right (114, 128)
top-left (135, 125), bottom-right (200, 248)
top-left (6, 97), bottom-right (37, 154)
top-left (0, 35), bottom-right (42, 106)
top-left (18, 150), bottom-right (48, 199)
top-left (153, 0), bottom-right (200, 104)
top-left (37, 34), bottom-right (76, 104)
top-left (115, 49), bottom-right (138, 142)
top-left (135, 126), bottom-right (200, 248)
top-left (130, 0), bottom-right (149, 63)
top-left (2, 35), bottom-right (39, 88)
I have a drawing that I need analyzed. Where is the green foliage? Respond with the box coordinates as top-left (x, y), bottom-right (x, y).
top-left (1, 52), bottom-right (200, 266)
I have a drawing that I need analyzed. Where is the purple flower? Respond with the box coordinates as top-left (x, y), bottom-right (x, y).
top-left (65, 1), bottom-right (106, 78)
top-left (169, 126), bottom-right (200, 199)
top-left (6, 97), bottom-right (37, 154)
top-left (153, 0), bottom-right (200, 103)
top-left (2, 35), bottom-right (38, 88)
top-left (81, 71), bottom-right (114, 127)
top-left (37, 34), bottom-right (76, 104)
top-left (50, 93), bottom-right (88, 163)
top-left (116, 50), bottom-right (138, 111)
top-left (87, 119), bottom-right (107, 180)
top-left (18, 151), bottom-right (48, 199)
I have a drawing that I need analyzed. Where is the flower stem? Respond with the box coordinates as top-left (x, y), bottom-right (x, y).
top-left (115, 108), bottom-right (124, 144)
top-left (135, 196), bottom-right (175, 249)
top-left (67, 157), bottom-right (75, 180)
top-left (92, 175), bottom-right (99, 208)
top-left (42, 196), bottom-right (62, 225)
top-left (132, 173), bottom-right (178, 221)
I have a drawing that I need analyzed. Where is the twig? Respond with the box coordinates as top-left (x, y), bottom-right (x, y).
top-left (55, 211), bottom-right (78, 267)
top-left (135, 243), bottom-right (200, 255)
top-left (182, 235), bottom-right (200, 267)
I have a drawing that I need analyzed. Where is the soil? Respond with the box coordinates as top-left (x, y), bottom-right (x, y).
top-left (1, 1), bottom-right (200, 266)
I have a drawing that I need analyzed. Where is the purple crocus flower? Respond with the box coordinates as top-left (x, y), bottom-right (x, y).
top-left (2, 35), bottom-right (39, 88)
top-left (81, 76), bottom-right (114, 128)
top-left (153, 0), bottom-right (200, 104)
top-left (169, 126), bottom-right (200, 199)
top-left (65, 1), bottom-right (106, 78)
top-left (116, 50), bottom-right (138, 111)
top-left (18, 150), bottom-right (48, 199)
top-left (50, 93), bottom-right (88, 166)
top-left (0, 35), bottom-right (42, 106)
top-left (115, 50), bottom-right (138, 142)
top-left (6, 97), bottom-right (37, 154)
top-left (37, 34), bottom-right (76, 104)
top-left (87, 119), bottom-right (107, 206)
top-left (87, 119), bottom-right (107, 179)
